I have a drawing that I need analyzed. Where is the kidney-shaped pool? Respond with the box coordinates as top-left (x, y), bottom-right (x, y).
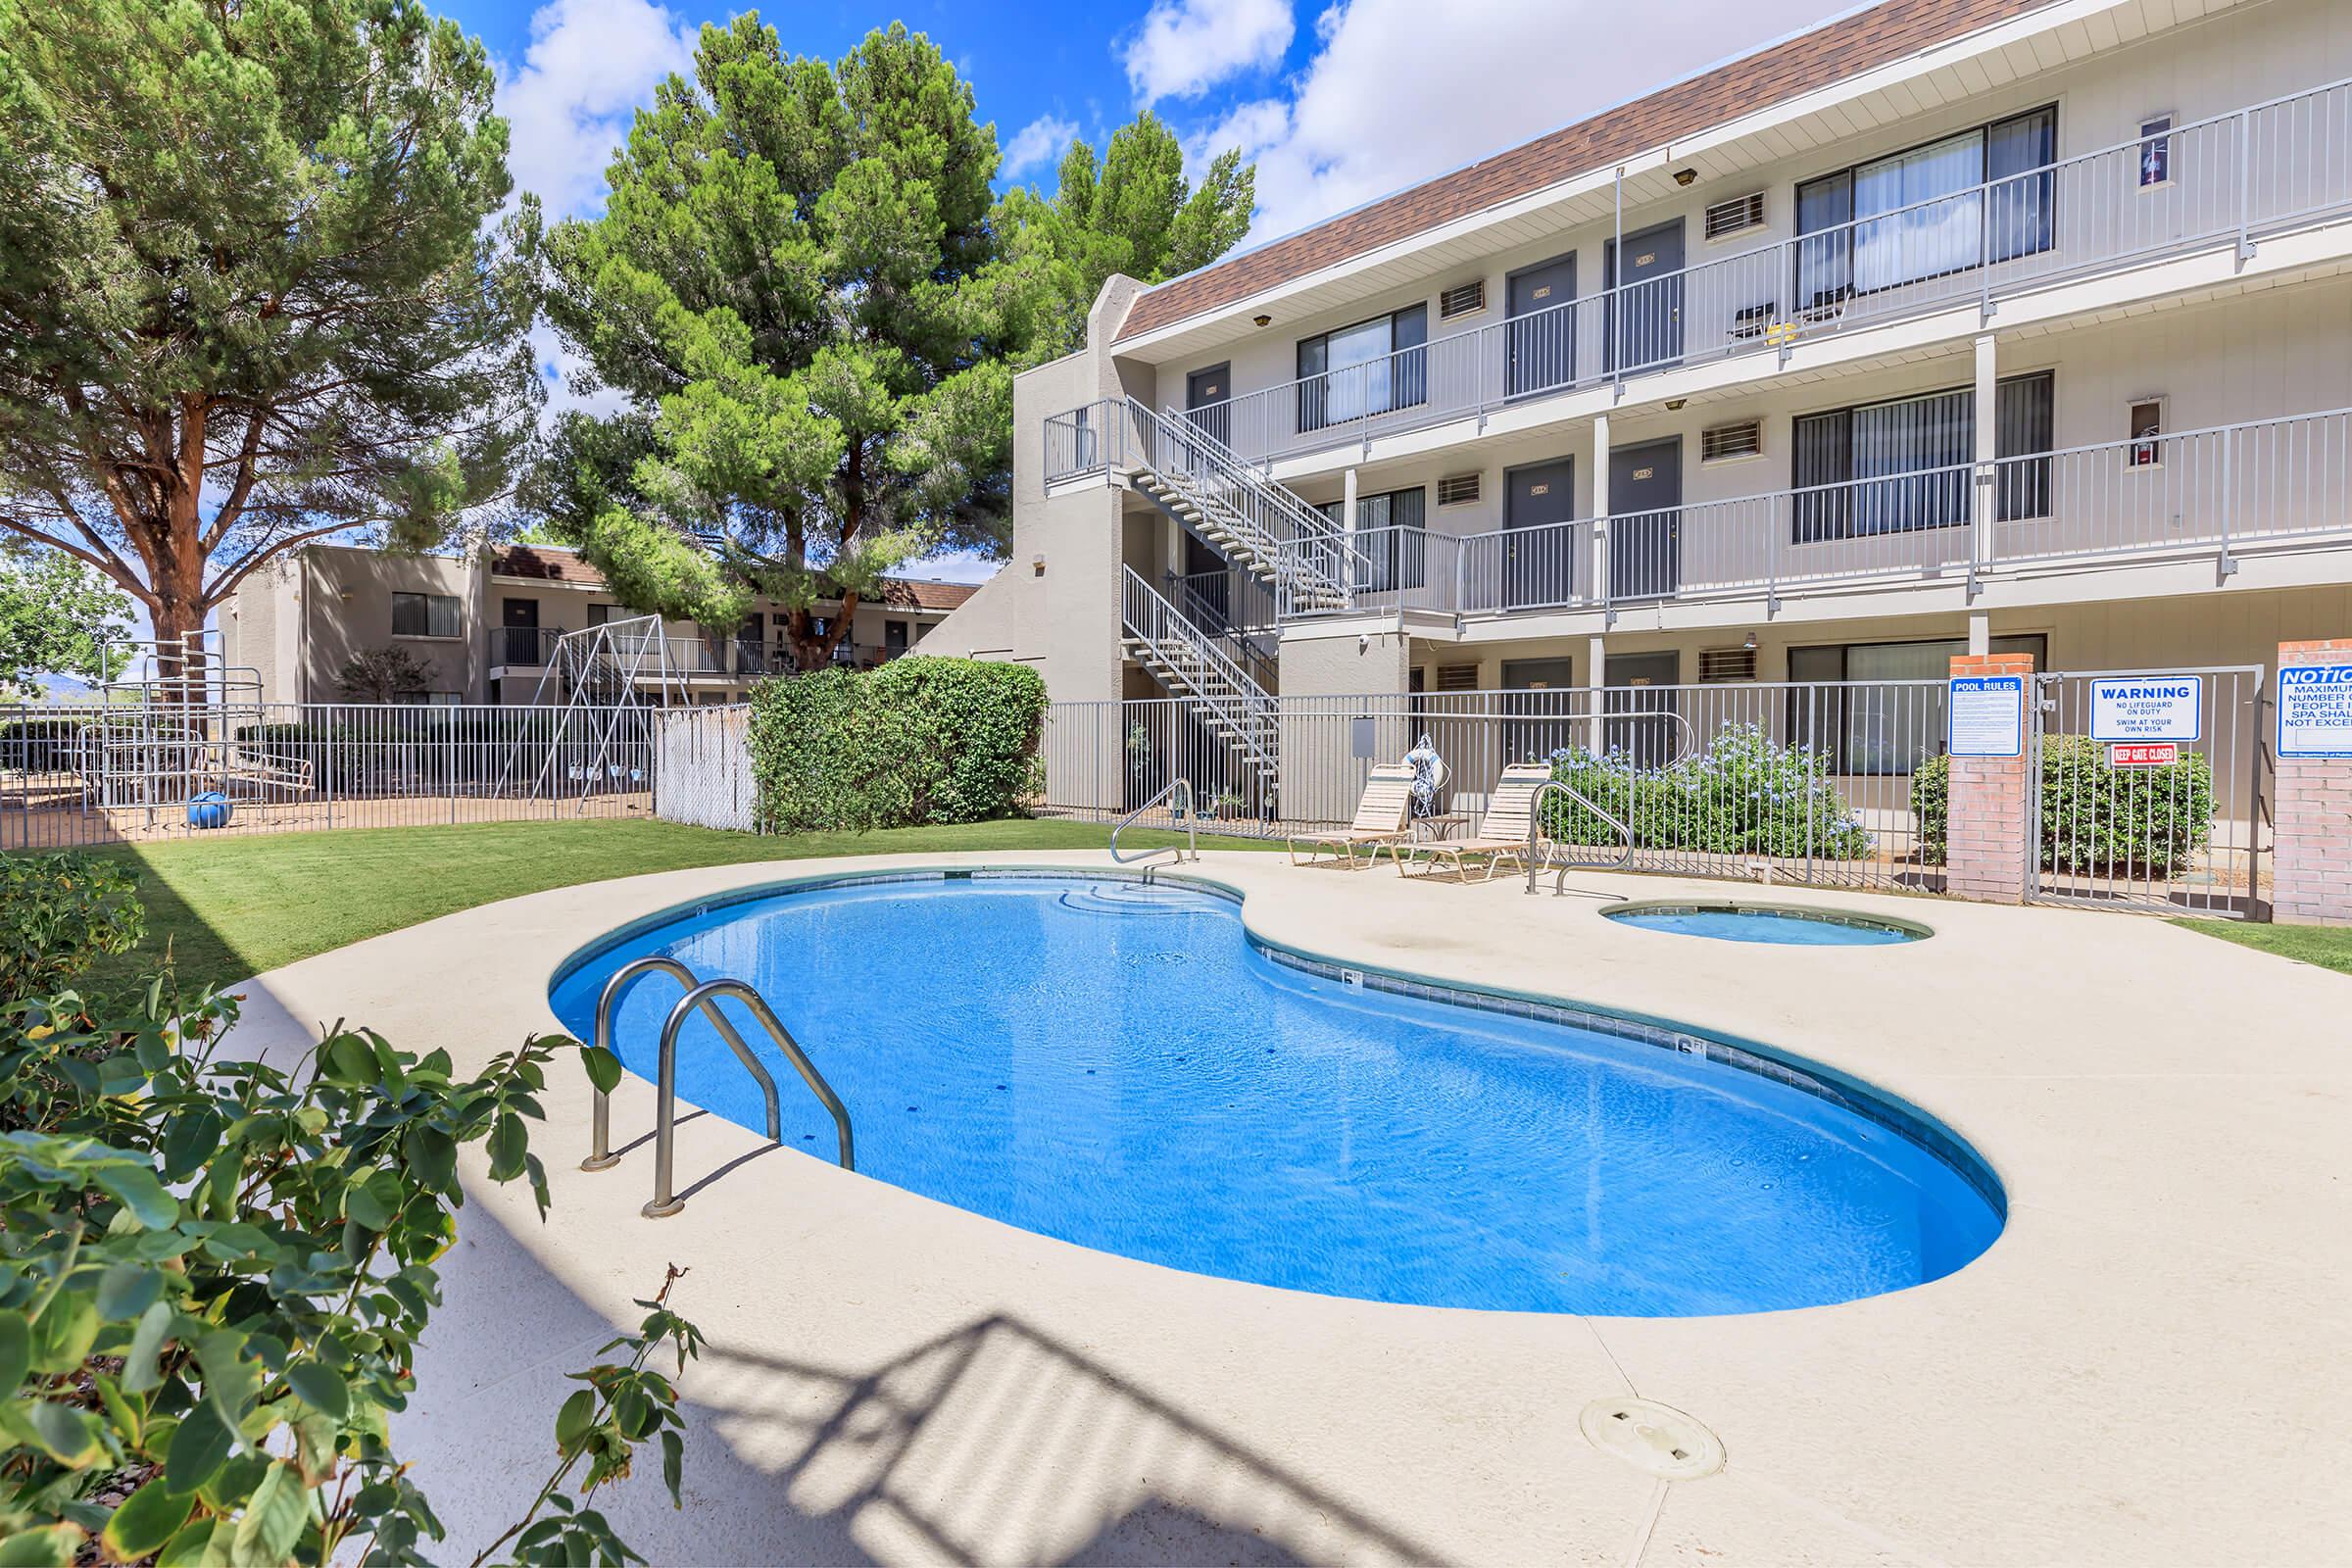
top-left (551, 871), bottom-right (2001, 1316)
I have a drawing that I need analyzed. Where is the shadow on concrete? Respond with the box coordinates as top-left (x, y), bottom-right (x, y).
top-left (397, 1190), bottom-right (1444, 1567)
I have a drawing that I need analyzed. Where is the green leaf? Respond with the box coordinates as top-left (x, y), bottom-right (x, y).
top-left (581, 1046), bottom-right (625, 1095)
top-left (153, 1519), bottom-right (224, 1568)
top-left (23, 1398), bottom-right (106, 1467)
top-left (100, 1482), bottom-right (195, 1561)
top-left (660, 1428), bottom-right (684, 1507)
top-left (231, 1461), bottom-right (309, 1566)
top-left (163, 1396), bottom-right (233, 1494)
top-left (345, 1167), bottom-right (404, 1231)
top-left (0, 1523), bottom-right (82, 1566)
top-left (283, 1361), bottom-right (350, 1421)
top-left (486, 1111), bottom-right (527, 1182)
top-left (160, 1109), bottom-right (224, 1182)
top-left (0, 1309), bottom-right (27, 1392)
top-left (29, 1294), bottom-right (98, 1373)
top-left (554, 1389), bottom-right (596, 1452)
top-left (96, 1263), bottom-right (163, 1321)
top-left (122, 1300), bottom-right (173, 1394)
top-left (322, 1033), bottom-right (378, 1087)
top-left (403, 1125), bottom-right (457, 1191)
top-left (91, 1164), bottom-right (177, 1230)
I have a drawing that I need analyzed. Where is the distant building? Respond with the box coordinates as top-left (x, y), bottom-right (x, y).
top-left (220, 542), bottom-right (975, 705)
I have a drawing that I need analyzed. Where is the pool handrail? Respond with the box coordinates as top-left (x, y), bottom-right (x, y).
top-left (645, 978), bottom-right (854, 1217)
top-left (1109, 777), bottom-right (1199, 865)
top-left (1527, 777), bottom-right (1636, 896)
top-left (581, 955), bottom-right (783, 1174)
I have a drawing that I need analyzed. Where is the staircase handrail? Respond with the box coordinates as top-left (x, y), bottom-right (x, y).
top-left (1124, 398), bottom-right (1369, 596)
top-left (1120, 566), bottom-right (1279, 777)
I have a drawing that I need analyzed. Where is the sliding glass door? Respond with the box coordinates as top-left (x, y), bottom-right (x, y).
top-left (1796, 107), bottom-right (2056, 303)
top-left (1792, 371), bottom-right (2053, 541)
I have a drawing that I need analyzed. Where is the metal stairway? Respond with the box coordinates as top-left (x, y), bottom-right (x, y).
top-left (1117, 400), bottom-right (1357, 614)
top-left (1120, 566), bottom-right (1280, 803)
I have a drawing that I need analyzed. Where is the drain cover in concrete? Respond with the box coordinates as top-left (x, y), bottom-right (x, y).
top-left (1578, 1396), bottom-right (1725, 1480)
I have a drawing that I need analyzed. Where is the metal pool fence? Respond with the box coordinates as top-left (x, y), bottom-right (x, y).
top-left (2029, 666), bottom-right (2268, 914)
top-left (0, 700), bottom-right (673, 849)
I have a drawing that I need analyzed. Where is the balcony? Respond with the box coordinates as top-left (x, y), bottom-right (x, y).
top-left (489, 627), bottom-right (905, 680)
top-left (1046, 77), bottom-right (2352, 481)
top-left (1280, 406), bottom-right (2352, 622)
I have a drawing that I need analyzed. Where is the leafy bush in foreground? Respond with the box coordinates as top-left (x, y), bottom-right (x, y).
top-left (0, 852), bottom-right (145, 1004)
top-left (748, 656), bottom-right (1049, 833)
top-left (1543, 722), bottom-right (1875, 860)
top-left (0, 979), bottom-right (700, 1565)
top-left (1912, 736), bottom-right (2214, 871)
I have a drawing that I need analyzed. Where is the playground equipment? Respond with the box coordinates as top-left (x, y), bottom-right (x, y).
top-left (493, 614), bottom-right (686, 811)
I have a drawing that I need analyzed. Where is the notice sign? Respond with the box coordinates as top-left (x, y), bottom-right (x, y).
top-left (2278, 661), bottom-right (2352, 759)
top-left (1948, 674), bottom-right (2025, 758)
top-left (2090, 677), bottom-right (2201, 742)
top-left (2108, 742), bottom-right (2179, 768)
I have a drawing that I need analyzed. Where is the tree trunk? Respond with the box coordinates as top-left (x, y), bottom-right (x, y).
top-left (785, 594), bottom-right (858, 673)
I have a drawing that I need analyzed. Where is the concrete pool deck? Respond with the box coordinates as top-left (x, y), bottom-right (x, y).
top-left (224, 849), bottom-right (2352, 1565)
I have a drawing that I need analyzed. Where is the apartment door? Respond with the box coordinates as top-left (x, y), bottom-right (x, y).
top-left (1502, 458), bottom-right (1577, 611)
top-left (1604, 651), bottom-right (1683, 767)
top-left (1500, 657), bottom-right (1580, 764)
top-left (500, 598), bottom-right (540, 665)
top-left (1608, 438), bottom-right (1683, 602)
top-left (1186, 364), bottom-right (1231, 453)
top-left (1505, 254), bottom-right (1577, 399)
top-left (1604, 219), bottom-right (1686, 373)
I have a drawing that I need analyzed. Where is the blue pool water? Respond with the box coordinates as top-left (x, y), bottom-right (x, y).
top-left (550, 874), bottom-right (2000, 1315)
top-left (1604, 905), bottom-right (1925, 947)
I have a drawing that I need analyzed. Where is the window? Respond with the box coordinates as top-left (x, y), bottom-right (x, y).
top-left (1790, 370), bottom-right (2054, 541)
top-left (2128, 397), bottom-right (2166, 467)
top-left (1315, 487), bottom-right (1428, 592)
top-left (587, 603), bottom-right (612, 626)
top-left (2138, 114), bottom-right (2174, 188)
top-left (1794, 106), bottom-right (2056, 303)
top-left (1296, 305), bottom-right (1428, 431)
top-left (1788, 634), bottom-right (2048, 773)
top-left (1704, 191), bottom-right (1767, 241)
top-left (1700, 418), bottom-right (1763, 464)
top-left (390, 591), bottom-right (461, 639)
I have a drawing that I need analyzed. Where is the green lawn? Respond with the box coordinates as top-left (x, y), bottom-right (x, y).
top-left (2171, 918), bottom-right (2352, 976)
top-left (82, 816), bottom-right (1277, 993)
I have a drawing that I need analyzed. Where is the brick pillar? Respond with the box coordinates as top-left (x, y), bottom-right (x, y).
top-left (2272, 639), bottom-right (2352, 925)
top-left (1943, 652), bottom-right (2035, 905)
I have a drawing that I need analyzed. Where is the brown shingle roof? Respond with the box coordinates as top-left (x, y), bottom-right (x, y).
top-left (1116, 0), bottom-right (2058, 342)
top-left (488, 544), bottom-right (979, 612)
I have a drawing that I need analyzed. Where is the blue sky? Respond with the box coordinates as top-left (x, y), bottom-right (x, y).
top-left (462, 0), bottom-right (1849, 581)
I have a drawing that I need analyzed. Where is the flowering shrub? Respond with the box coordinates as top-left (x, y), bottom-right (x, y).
top-left (1541, 723), bottom-right (1874, 859)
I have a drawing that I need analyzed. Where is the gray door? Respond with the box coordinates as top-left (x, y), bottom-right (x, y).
top-left (1500, 657), bottom-right (1580, 764)
top-left (500, 597), bottom-right (539, 665)
top-left (1608, 438), bottom-right (1682, 602)
top-left (1503, 458), bottom-right (1577, 610)
top-left (1605, 219), bottom-right (1685, 372)
top-left (1604, 651), bottom-right (1682, 767)
top-left (1505, 255), bottom-right (1577, 398)
top-left (1186, 364), bottom-right (1231, 450)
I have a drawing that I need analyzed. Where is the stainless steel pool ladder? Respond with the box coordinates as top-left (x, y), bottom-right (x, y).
top-left (581, 956), bottom-right (855, 1218)
top-left (1526, 779), bottom-right (1635, 896)
top-left (1109, 777), bottom-right (1199, 865)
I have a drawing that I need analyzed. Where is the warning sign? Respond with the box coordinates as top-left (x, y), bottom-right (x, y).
top-left (2090, 677), bottom-right (2201, 742)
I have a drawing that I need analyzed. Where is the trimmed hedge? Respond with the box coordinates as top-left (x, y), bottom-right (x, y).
top-left (1543, 722), bottom-right (1875, 859)
top-left (747, 656), bottom-right (1049, 833)
top-left (1911, 735), bottom-right (2215, 871)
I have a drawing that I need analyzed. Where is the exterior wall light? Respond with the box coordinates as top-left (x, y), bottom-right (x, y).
top-left (1032, 555), bottom-right (1046, 577)
top-left (1252, 314), bottom-right (1273, 327)
top-left (1673, 168), bottom-right (1697, 186)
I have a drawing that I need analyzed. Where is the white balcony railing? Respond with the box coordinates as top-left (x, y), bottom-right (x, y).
top-left (1050, 76), bottom-right (2352, 477)
top-left (1275, 406), bottom-right (2352, 620)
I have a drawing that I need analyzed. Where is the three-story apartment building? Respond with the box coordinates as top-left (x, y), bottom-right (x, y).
top-left (923, 0), bottom-right (2352, 810)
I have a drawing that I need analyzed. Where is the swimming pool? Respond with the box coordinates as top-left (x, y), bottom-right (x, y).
top-left (550, 872), bottom-right (2001, 1316)
top-left (1604, 902), bottom-right (1930, 946)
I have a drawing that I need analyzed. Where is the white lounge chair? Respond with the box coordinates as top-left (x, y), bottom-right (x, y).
top-left (1395, 761), bottom-right (1554, 882)
top-left (1288, 762), bottom-right (1416, 868)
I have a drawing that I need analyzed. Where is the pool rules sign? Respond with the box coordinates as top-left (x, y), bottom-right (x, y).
top-left (2278, 659), bottom-right (2352, 759)
top-left (1947, 674), bottom-right (2025, 757)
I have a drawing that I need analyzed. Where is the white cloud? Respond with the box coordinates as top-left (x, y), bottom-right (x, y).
top-left (1003, 114), bottom-right (1080, 179)
top-left (1123, 0), bottom-right (1296, 106)
top-left (496, 0), bottom-right (696, 221)
top-left (1184, 0), bottom-right (1842, 242)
